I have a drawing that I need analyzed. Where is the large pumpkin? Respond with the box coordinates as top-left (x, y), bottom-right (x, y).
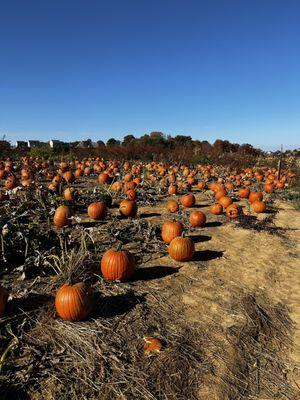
top-left (161, 220), bottom-right (183, 244)
top-left (101, 244), bottom-right (136, 281)
top-left (119, 200), bottom-right (137, 218)
top-left (168, 236), bottom-right (195, 261)
top-left (0, 285), bottom-right (8, 318)
top-left (189, 211), bottom-right (206, 227)
top-left (181, 194), bottom-right (196, 208)
top-left (55, 279), bottom-right (94, 321)
top-left (88, 202), bottom-right (107, 220)
top-left (53, 205), bottom-right (74, 228)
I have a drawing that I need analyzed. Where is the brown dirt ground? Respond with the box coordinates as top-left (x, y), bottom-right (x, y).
top-left (135, 192), bottom-right (300, 398)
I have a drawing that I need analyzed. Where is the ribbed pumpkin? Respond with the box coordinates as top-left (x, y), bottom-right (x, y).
top-left (119, 200), bottom-right (137, 218)
top-left (168, 236), bottom-right (195, 261)
top-left (167, 200), bottom-right (179, 213)
top-left (251, 200), bottom-right (266, 213)
top-left (0, 285), bottom-right (8, 318)
top-left (249, 192), bottom-right (263, 203)
top-left (210, 204), bottom-right (223, 215)
top-left (101, 244), bottom-right (136, 281)
top-left (53, 205), bottom-right (74, 228)
top-left (189, 211), bottom-right (206, 227)
top-left (55, 278), bottom-right (94, 321)
top-left (161, 220), bottom-right (183, 244)
top-left (181, 194), bottom-right (196, 208)
top-left (88, 202), bottom-right (107, 220)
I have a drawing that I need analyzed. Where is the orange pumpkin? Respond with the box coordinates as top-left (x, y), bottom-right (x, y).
top-left (226, 204), bottom-right (241, 219)
top-left (167, 200), bottom-right (179, 213)
top-left (181, 194), bottom-right (196, 208)
top-left (55, 279), bottom-right (94, 321)
top-left (189, 211), bottom-right (206, 227)
top-left (126, 189), bottom-right (137, 201)
top-left (251, 200), bottom-right (266, 213)
top-left (88, 202), bottom-right (107, 220)
top-left (168, 236), bottom-right (195, 261)
top-left (64, 187), bottom-right (78, 201)
top-left (210, 204), bottom-right (223, 215)
top-left (238, 188), bottom-right (250, 199)
top-left (249, 192), bottom-right (263, 203)
top-left (101, 244), bottom-right (136, 281)
top-left (53, 205), bottom-right (74, 228)
top-left (119, 200), bottom-right (137, 218)
top-left (218, 196), bottom-right (233, 209)
top-left (63, 171), bottom-right (75, 183)
top-left (161, 220), bottom-right (183, 244)
top-left (168, 184), bottom-right (177, 195)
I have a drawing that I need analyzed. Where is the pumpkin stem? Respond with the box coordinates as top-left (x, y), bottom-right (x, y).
top-left (116, 241), bottom-right (123, 252)
top-left (67, 273), bottom-right (75, 286)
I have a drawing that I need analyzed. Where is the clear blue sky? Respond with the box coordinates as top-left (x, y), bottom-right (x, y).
top-left (0, 0), bottom-right (299, 150)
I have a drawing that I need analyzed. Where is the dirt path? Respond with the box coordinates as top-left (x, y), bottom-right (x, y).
top-left (139, 193), bottom-right (300, 399)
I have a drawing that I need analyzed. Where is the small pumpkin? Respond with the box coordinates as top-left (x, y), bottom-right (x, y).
top-left (168, 236), bottom-right (195, 261)
top-left (55, 278), bottom-right (94, 321)
top-left (5, 176), bottom-right (18, 190)
top-left (168, 184), bottom-right (177, 195)
top-left (251, 200), bottom-right (266, 213)
top-left (63, 171), bottom-right (75, 183)
top-left (161, 220), bottom-right (183, 244)
top-left (0, 285), bottom-right (8, 318)
top-left (167, 200), bottom-right (179, 213)
top-left (181, 194), bottom-right (196, 208)
top-left (189, 211), bottom-right (206, 227)
top-left (218, 196), bottom-right (233, 209)
top-left (119, 200), bottom-right (137, 218)
top-left (238, 188), bottom-right (250, 199)
top-left (126, 189), bottom-right (137, 201)
top-left (210, 204), bottom-right (223, 215)
top-left (64, 187), bottom-right (78, 201)
top-left (226, 203), bottom-right (241, 219)
top-left (101, 243), bottom-right (136, 281)
top-left (53, 205), bottom-right (74, 228)
top-left (144, 337), bottom-right (163, 356)
top-left (88, 201), bottom-right (107, 220)
top-left (249, 192), bottom-right (263, 203)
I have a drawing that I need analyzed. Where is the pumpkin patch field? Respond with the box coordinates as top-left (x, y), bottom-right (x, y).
top-left (0, 157), bottom-right (299, 400)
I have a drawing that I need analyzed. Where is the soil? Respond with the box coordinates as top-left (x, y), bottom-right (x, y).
top-left (0, 183), bottom-right (299, 400)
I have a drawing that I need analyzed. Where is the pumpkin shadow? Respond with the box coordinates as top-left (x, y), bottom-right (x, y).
top-left (133, 265), bottom-right (180, 281)
top-left (191, 204), bottom-right (208, 209)
top-left (0, 386), bottom-right (30, 400)
top-left (9, 293), bottom-right (53, 315)
top-left (193, 250), bottom-right (224, 261)
top-left (93, 290), bottom-right (146, 318)
top-left (139, 212), bottom-right (161, 218)
top-left (205, 221), bottom-right (222, 227)
top-left (190, 234), bottom-right (211, 243)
